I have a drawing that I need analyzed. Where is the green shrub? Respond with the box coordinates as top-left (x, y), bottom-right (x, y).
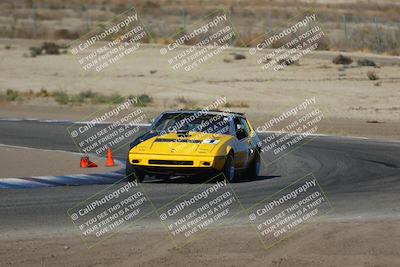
top-left (333, 54), bottom-right (353, 65)
top-left (53, 90), bottom-right (69, 105)
top-left (79, 90), bottom-right (96, 99)
top-left (231, 53), bottom-right (246, 60)
top-left (28, 42), bottom-right (63, 57)
top-left (69, 94), bottom-right (85, 104)
top-left (36, 88), bottom-right (50, 97)
top-left (3, 89), bottom-right (154, 107)
top-left (110, 93), bottom-right (124, 104)
top-left (367, 71), bottom-right (379, 80)
top-left (374, 81), bottom-right (381, 87)
top-left (5, 89), bottom-right (21, 101)
top-left (136, 94), bottom-right (152, 106)
top-left (29, 46), bottom-right (42, 57)
top-left (224, 101), bottom-right (249, 108)
top-left (42, 42), bottom-right (60, 55)
top-left (91, 94), bottom-right (110, 104)
top-left (357, 58), bottom-right (377, 67)
top-left (175, 96), bottom-right (189, 104)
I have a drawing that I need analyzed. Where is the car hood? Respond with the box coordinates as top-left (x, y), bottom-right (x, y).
top-left (130, 132), bottom-right (230, 155)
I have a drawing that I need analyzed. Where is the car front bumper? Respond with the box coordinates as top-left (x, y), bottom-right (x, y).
top-left (128, 153), bottom-right (227, 174)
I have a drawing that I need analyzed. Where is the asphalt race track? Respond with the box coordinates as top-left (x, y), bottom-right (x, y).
top-left (0, 119), bottom-right (399, 239)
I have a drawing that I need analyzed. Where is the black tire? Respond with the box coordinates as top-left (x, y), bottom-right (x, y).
top-left (246, 150), bottom-right (261, 178)
top-left (222, 153), bottom-right (236, 182)
top-left (126, 157), bottom-right (145, 183)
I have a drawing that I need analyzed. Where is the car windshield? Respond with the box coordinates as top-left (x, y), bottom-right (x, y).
top-left (152, 113), bottom-right (232, 135)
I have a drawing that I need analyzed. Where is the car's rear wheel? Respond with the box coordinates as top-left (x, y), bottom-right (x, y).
top-left (126, 157), bottom-right (145, 183)
top-left (222, 153), bottom-right (236, 182)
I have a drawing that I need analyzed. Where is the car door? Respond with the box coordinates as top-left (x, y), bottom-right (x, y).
top-left (240, 117), bottom-right (257, 166)
top-left (232, 116), bottom-right (249, 168)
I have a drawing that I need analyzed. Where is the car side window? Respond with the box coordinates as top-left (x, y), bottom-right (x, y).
top-left (234, 117), bottom-right (248, 140)
top-left (240, 118), bottom-right (250, 135)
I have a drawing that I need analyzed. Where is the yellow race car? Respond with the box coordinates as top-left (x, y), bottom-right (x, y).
top-left (126, 110), bottom-right (261, 182)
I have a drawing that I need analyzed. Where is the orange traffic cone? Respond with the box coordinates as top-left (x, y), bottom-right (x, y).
top-left (88, 159), bottom-right (98, 168)
top-left (80, 155), bottom-right (98, 168)
top-left (80, 155), bottom-right (89, 168)
top-left (105, 147), bottom-right (116, 167)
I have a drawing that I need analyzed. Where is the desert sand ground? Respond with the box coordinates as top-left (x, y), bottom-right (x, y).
top-left (1, 39), bottom-right (399, 266)
top-left (0, 39), bottom-right (399, 140)
top-left (0, 145), bottom-right (121, 178)
top-left (1, 220), bottom-right (399, 267)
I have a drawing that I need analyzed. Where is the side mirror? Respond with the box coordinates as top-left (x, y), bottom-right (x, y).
top-left (149, 118), bottom-right (156, 124)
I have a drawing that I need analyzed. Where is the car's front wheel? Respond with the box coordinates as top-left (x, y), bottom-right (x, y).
top-left (222, 153), bottom-right (236, 182)
top-left (246, 150), bottom-right (261, 178)
top-left (126, 157), bottom-right (145, 183)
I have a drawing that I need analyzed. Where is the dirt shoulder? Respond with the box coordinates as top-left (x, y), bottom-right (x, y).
top-left (0, 145), bottom-right (121, 178)
top-left (1, 40), bottom-right (399, 141)
top-left (1, 220), bottom-right (399, 267)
